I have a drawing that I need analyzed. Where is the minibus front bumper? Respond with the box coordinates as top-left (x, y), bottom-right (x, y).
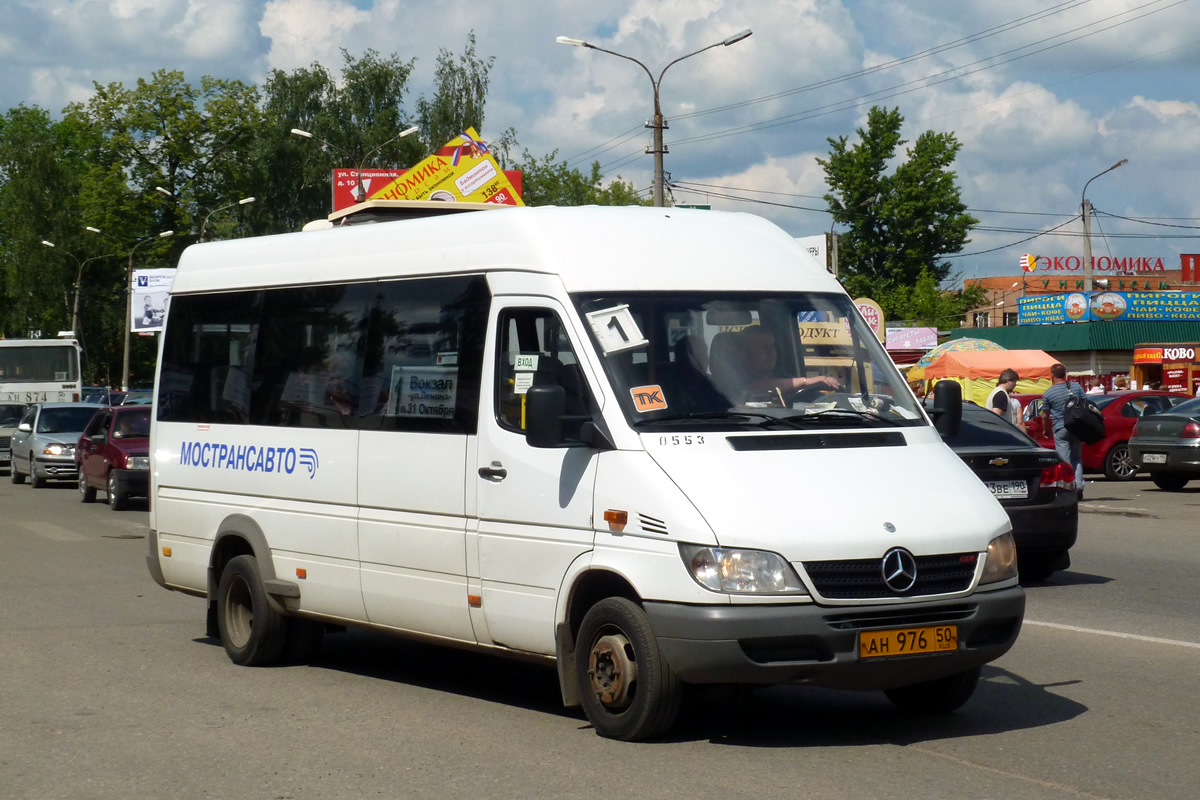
top-left (643, 586), bottom-right (1024, 690)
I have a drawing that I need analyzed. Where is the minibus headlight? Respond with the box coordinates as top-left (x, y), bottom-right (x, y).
top-left (679, 544), bottom-right (808, 595)
top-left (980, 532), bottom-right (1018, 584)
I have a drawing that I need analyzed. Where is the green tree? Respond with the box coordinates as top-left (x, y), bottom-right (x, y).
top-left (819, 106), bottom-right (978, 318)
top-left (254, 50), bottom-right (421, 232)
top-left (886, 268), bottom-right (987, 330)
top-left (417, 32), bottom-right (493, 151)
top-left (513, 151), bottom-right (649, 207)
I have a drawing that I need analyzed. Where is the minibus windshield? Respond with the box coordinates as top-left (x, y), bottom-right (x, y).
top-left (574, 292), bottom-right (925, 431)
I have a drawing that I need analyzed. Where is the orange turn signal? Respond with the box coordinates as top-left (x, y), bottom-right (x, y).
top-left (604, 510), bottom-right (628, 525)
top-left (296, 568), bottom-right (307, 579)
top-left (161, 547), bottom-right (172, 557)
top-left (468, 594), bottom-right (482, 608)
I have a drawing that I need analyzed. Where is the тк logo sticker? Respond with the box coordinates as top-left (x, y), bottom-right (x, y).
top-left (298, 447), bottom-right (319, 479)
top-left (630, 385), bottom-right (668, 413)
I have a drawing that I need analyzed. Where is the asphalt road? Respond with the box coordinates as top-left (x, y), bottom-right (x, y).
top-left (2, 473), bottom-right (1199, 800)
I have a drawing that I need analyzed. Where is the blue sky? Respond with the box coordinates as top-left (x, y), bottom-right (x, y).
top-left (3, 0), bottom-right (1198, 284)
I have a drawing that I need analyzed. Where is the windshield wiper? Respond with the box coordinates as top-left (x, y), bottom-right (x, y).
top-left (632, 411), bottom-right (807, 430)
top-left (779, 408), bottom-right (906, 427)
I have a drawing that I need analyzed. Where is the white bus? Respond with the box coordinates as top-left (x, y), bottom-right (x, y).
top-left (0, 337), bottom-right (83, 404)
top-left (147, 206), bottom-right (1024, 741)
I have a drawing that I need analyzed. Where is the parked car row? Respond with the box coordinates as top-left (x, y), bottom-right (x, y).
top-left (1018, 390), bottom-right (1193, 481)
top-left (6, 401), bottom-right (151, 510)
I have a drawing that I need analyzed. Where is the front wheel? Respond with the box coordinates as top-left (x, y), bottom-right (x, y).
top-left (107, 471), bottom-right (128, 510)
top-left (29, 461), bottom-right (45, 488)
top-left (885, 666), bottom-right (981, 714)
top-left (1152, 472), bottom-right (1190, 491)
top-left (575, 597), bottom-right (681, 741)
top-left (216, 554), bottom-right (287, 666)
top-left (79, 472), bottom-right (96, 503)
top-left (1104, 443), bottom-right (1137, 481)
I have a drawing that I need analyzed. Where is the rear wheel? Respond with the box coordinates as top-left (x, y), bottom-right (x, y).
top-left (216, 555), bottom-right (286, 666)
top-left (885, 666), bottom-right (981, 714)
top-left (107, 470), bottom-right (128, 510)
top-left (575, 597), bottom-right (682, 741)
top-left (1103, 442), bottom-right (1137, 481)
top-left (1152, 472), bottom-right (1190, 491)
top-left (78, 472), bottom-right (96, 502)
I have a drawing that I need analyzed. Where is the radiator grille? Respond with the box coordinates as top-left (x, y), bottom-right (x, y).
top-left (803, 553), bottom-right (976, 599)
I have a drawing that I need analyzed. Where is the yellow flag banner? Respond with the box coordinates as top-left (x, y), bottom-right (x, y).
top-left (369, 128), bottom-right (524, 206)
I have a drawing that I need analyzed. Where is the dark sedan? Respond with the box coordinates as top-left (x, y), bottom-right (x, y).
top-left (1128, 395), bottom-right (1200, 491)
top-left (932, 399), bottom-right (1079, 582)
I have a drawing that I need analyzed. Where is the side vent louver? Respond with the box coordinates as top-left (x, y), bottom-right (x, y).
top-left (639, 513), bottom-right (669, 535)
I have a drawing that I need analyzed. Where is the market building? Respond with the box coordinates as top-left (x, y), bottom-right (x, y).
top-left (948, 253), bottom-right (1200, 393)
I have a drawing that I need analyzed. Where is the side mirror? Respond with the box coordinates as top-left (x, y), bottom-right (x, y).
top-left (18, 422), bottom-right (32, 432)
top-left (931, 380), bottom-right (962, 438)
top-left (525, 385), bottom-right (566, 448)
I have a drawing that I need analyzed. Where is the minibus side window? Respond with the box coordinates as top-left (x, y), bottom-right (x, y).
top-left (359, 275), bottom-right (489, 434)
top-left (251, 285), bottom-right (370, 429)
top-left (495, 308), bottom-right (591, 435)
top-left (157, 292), bottom-right (262, 424)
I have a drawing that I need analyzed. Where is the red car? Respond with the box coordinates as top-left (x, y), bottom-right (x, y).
top-left (75, 405), bottom-right (151, 509)
top-left (1020, 391), bottom-right (1193, 480)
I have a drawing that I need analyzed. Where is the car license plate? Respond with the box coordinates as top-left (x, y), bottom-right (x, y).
top-left (986, 479), bottom-right (1028, 499)
top-left (1143, 453), bottom-right (1167, 464)
top-left (860, 625), bottom-right (958, 659)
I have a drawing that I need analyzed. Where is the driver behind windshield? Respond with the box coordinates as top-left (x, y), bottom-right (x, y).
top-left (713, 325), bottom-right (840, 405)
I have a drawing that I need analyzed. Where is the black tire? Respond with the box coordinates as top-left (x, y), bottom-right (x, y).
top-left (885, 666), bottom-right (982, 714)
top-left (281, 617), bottom-right (325, 665)
top-left (79, 472), bottom-right (96, 503)
top-left (29, 461), bottom-right (45, 489)
top-left (107, 470), bottom-right (127, 511)
top-left (10, 459), bottom-right (24, 484)
top-left (216, 555), bottom-right (287, 666)
top-left (575, 597), bottom-right (682, 741)
top-left (1103, 442), bottom-right (1137, 481)
top-left (1151, 472), bottom-right (1190, 491)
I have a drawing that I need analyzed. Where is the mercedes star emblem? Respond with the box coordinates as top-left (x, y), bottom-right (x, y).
top-left (881, 547), bottom-right (918, 593)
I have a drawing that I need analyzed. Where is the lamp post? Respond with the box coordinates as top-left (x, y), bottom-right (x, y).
top-left (200, 196), bottom-right (256, 242)
top-left (1081, 158), bottom-right (1127, 291)
top-left (291, 126), bottom-right (420, 204)
top-left (829, 195), bottom-right (877, 278)
top-left (122, 230), bottom-right (174, 391)
top-left (41, 229), bottom-right (118, 342)
top-left (556, 28), bottom-right (752, 207)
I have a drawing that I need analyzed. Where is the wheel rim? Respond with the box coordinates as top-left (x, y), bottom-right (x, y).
top-left (107, 473), bottom-right (116, 502)
top-left (1111, 446), bottom-right (1135, 479)
top-left (79, 474), bottom-right (87, 497)
top-left (223, 575), bottom-right (254, 649)
top-left (587, 630), bottom-right (638, 711)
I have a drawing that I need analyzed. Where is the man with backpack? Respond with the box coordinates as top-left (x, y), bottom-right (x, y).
top-left (1041, 363), bottom-right (1086, 498)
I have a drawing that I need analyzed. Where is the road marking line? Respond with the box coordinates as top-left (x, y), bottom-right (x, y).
top-left (23, 521), bottom-right (88, 542)
top-left (1026, 619), bottom-right (1200, 650)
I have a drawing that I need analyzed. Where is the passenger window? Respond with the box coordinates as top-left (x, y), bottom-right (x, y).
top-left (158, 292), bottom-right (262, 424)
top-left (358, 275), bottom-right (489, 434)
top-left (251, 285), bottom-right (370, 429)
top-left (495, 308), bottom-right (592, 434)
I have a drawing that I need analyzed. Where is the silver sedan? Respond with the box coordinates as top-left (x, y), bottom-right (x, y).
top-left (9, 402), bottom-right (104, 488)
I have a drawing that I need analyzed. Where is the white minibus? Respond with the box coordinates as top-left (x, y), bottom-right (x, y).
top-left (147, 205), bottom-right (1024, 741)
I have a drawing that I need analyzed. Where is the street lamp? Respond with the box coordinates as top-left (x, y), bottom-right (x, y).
top-left (122, 230), bottom-right (174, 391)
top-left (829, 196), bottom-right (876, 278)
top-left (1081, 158), bottom-right (1127, 291)
top-left (200, 196), bottom-right (256, 242)
top-left (557, 28), bottom-right (752, 207)
top-left (291, 125), bottom-right (420, 204)
top-left (41, 228), bottom-right (118, 344)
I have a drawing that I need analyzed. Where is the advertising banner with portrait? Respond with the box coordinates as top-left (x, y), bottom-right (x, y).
top-left (131, 269), bottom-right (176, 333)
